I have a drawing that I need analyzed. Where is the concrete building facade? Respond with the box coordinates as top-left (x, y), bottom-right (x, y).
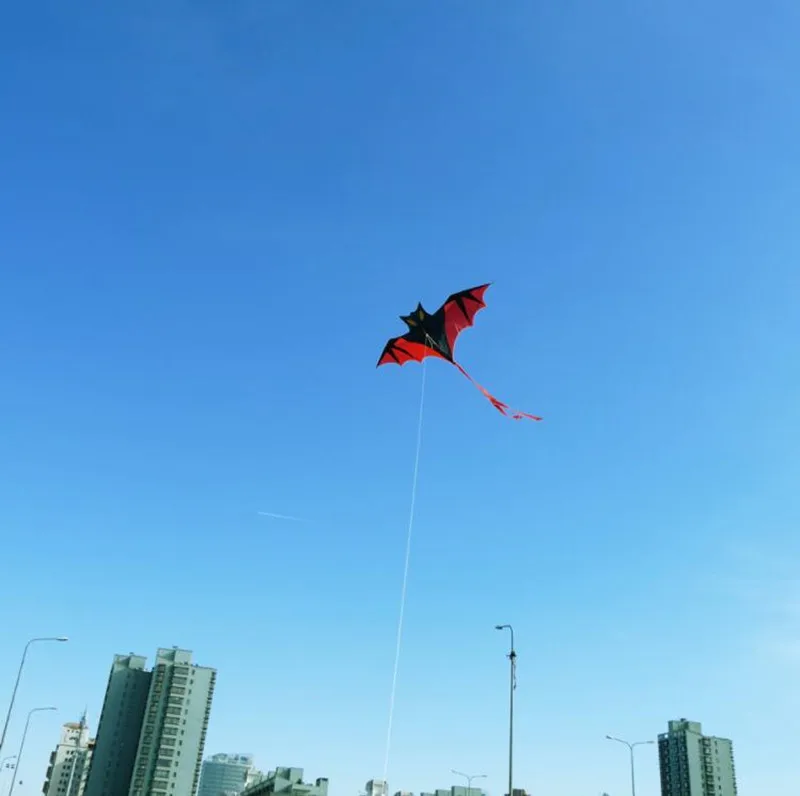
top-left (658, 718), bottom-right (738, 796)
top-left (83, 654), bottom-right (151, 796)
top-left (241, 767), bottom-right (328, 796)
top-left (128, 648), bottom-right (216, 796)
top-left (83, 647), bottom-right (216, 796)
top-left (366, 781), bottom-right (387, 796)
top-left (198, 753), bottom-right (263, 796)
top-left (42, 714), bottom-right (95, 796)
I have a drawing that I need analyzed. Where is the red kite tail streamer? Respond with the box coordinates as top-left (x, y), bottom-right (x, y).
top-left (452, 361), bottom-right (542, 421)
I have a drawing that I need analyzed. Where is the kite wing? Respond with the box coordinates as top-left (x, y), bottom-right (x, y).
top-left (377, 335), bottom-right (445, 367)
top-left (441, 283), bottom-right (490, 354)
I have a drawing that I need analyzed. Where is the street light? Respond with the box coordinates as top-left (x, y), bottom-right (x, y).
top-left (605, 735), bottom-right (654, 796)
top-left (495, 624), bottom-right (516, 796)
top-left (0, 637), bottom-right (68, 757)
top-left (8, 708), bottom-right (56, 796)
top-left (451, 770), bottom-right (487, 796)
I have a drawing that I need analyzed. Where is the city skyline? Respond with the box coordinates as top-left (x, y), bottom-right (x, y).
top-left (0, 639), bottom-right (746, 796)
top-left (0, 633), bottom-right (769, 796)
top-left (3, 0), bottom-right (798, 794)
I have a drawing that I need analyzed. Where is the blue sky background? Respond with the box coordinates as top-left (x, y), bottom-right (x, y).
top-left (2, 1), bottom-right (799, 794)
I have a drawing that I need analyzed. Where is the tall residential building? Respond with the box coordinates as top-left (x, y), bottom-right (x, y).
top-left (658, 718), bottom-right (738, 796)
top-left (129, 648), bottom-right (217, 796)
top-left (84, 654), bottom-right (151, 796)
top-left (198, 753), bottom-right (263, 796)
top-left (42, 713), bottom-right (95, 796)
top-left (241, 767), bottom-right (328, 796)
top-left (83, 647), bottom-right (216, 796)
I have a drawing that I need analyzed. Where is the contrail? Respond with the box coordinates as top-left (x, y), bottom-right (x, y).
top-left (257, 511), bottom-right (306, 522)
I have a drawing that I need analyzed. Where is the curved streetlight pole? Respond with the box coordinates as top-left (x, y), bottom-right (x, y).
top-left (451, 770), bottom-right (487, 796)
top-left (495, 625), bottom-right (516, 796)
top-left (8, 707), bottom-right (57, 796)
top-left (605, 736), bottom-right (654, 796)
top-left (0, 637), bottom-right (68, 758)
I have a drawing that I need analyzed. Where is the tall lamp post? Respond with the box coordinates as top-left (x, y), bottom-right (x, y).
top-left (605, 735), bottom-right (654, 796)
top-left (495, 624), bottom-right (516, 796)
top-left (8, 707), bottom-right (57, 796)
top-left (451, 770), bottom-right (487, 796)
top-left (0, 637), bottom-right (68, 757)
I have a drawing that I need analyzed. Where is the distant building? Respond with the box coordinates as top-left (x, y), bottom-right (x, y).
top-left (83, 647), bottom-right (217, 796)
top-left (366, 781), bottom-right (388, 796)
top-left (658, 718), bottom-right (738, 796)
top-left (419, 787), bottom-right (487, 796)
top-left (198, 753), bottom-right (264, 796)
top-left (42, 713), bottom-right (94, 796)
top-left (241, 767), bottom-right (328, 796)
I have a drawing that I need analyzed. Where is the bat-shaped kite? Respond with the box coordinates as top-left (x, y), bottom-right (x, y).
top-left (377, 283), bottom-right (541, 421)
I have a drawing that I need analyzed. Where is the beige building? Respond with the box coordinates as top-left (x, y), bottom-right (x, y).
top-left (42, 714), bottom-right (95, 796)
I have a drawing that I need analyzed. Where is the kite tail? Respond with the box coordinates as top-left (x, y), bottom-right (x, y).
top-left (452, 361), bottom-right (542, 421)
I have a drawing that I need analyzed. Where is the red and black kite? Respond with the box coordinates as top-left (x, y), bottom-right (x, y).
top-left (377, 283), bottom-right (541, 421)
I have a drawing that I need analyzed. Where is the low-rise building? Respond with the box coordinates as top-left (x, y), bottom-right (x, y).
top-left (241, 767), bottom-right (328, 796)
top-left (198, 753), bottom-right (264, 796)
top-left (420, 786), bottom-right (487, 796)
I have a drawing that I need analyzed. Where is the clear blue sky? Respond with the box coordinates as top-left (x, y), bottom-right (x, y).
top-left (2, 2), bottom-right (799, 795)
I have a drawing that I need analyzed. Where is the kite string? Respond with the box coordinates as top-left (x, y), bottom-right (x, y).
top-left (383, 353), bottom-right (427, 786)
